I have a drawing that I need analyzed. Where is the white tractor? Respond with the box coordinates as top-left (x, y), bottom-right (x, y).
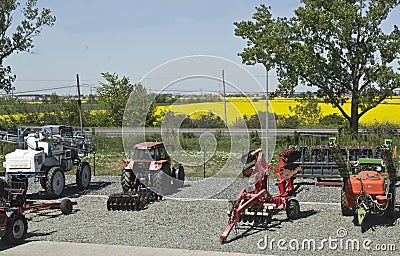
top-left (2, 125), bottom-right (94, 198)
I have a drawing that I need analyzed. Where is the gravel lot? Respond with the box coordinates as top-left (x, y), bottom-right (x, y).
top-left (1, 175), bottom-right (399, 255)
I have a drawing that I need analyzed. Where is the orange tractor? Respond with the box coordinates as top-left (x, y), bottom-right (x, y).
top-left (332, 139), bottom-right (398, 231)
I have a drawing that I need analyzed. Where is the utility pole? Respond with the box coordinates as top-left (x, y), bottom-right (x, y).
top-left (222, 70), bottom-right (227, 124)
top-left (76, 74), bottom-right (84, 134)
top-left (265, 67), bottom-right (269, 161)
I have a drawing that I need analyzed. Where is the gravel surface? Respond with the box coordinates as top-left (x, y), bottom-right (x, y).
top-left (1, 175), bottom-right (400, 255)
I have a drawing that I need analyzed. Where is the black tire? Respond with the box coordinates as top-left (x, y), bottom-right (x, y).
top-left (121, 169), bottom-right (134, 193)
top-left (40, 177), bottom-right (47, 189)
top-left (341, 183), bottom-right (354, 216)
top-left (46, 167), bottom-right (65, 198)
top-left (173, 166), bottom-right (185, 187)
top-left (76, 162), bottom-right (91, 190)
top-left (387, 181), bottom-right (396, 218)
top-left (286, 199), bottom-right (300, 220)
top-left (60, 199), bottom-right (73, 215)
top-left (2, 213), bottom-right (28, 245)
top-left (177, 166), bottom-right (185, 181)
top-left (106, 197), bottom-right (112, 211)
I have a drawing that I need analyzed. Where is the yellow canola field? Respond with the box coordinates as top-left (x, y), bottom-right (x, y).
top-left (158, 97), bottom-right (400, 125)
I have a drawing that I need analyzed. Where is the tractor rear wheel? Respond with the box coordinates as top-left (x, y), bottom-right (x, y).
top-left (2, 213), bottom-right (28, 245)
top-left (121, 169), bottom-right (134, 193)
top-left (46, 167), bottom-right (65, 198)
top-left (286, 199), bottom-right (300, 220)
top-left (341, 186), bottom-right (354, 216)
top-left (76, 162), bottom-right (91, 190)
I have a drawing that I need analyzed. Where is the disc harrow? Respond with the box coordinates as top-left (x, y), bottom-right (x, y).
top-left (107, 188), bottom-right (161, 211)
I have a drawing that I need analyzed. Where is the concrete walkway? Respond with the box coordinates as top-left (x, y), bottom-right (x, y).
top-left (0, 241), bottom-right (264, 256)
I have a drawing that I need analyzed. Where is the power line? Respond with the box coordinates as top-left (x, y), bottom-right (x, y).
top-left (13, 85), bottom-right (76, 94)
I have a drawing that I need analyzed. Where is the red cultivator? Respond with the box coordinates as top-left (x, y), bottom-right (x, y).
top-left (220, 147), bottom-right (303, 243)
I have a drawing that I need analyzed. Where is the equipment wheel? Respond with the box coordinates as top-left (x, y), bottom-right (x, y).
top-left (341, 183), bottom-right (355, 216)
top-left (76, 162), bottom-right (91, 190)
top-left (46, 167), bottom-right (65, 198)
top-left (121, 169), bottom-right (134, 193)
top-left (60, 199), bottom-right (73, 215)
top-left (2, 213), bottom-right (28, 245)
top-left (286, 199), bottom-right (300, 220)
top-left (387, 181), bottom-right (396, 218)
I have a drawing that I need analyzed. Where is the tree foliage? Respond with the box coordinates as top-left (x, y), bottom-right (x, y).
top-left (97, 72), bottom-right (158, 127)
top-left (234, 0), bottom-right (400, 133)
top-left (97, 73), bottom-right (134, 127)
top-left (0, 0), bottom-right (56, 93)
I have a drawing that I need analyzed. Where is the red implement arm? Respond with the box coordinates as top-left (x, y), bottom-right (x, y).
top-left (219, 147), bottom-right (301, 244)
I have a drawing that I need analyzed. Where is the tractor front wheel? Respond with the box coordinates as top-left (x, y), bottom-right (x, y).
top-left (2, 213), bottom-right (28, 245)
top-left (76, 162), bottom-right (91, 190)
top-left (286, 199), bottom-right (300, 220)
top-left (46, 167), bottom-right (65, 198)
top-left (341, 186), bottom-right (355, 216)
top-left (386, 181), bottom-right (396, 218)
top-left (173, 165), bottom-right (185, 187)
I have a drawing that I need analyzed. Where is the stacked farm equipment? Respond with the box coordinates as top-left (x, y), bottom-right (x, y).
top-left (1, 125), bottom-right (94, 198)
top-left (295, 137), bottom-right (378, 185)
top-left (330, 139), bottom-right (398, 231)
top-left (107, 142), bottom-right (184, 211)
top-left (219, 147), bottom-right (302, 244)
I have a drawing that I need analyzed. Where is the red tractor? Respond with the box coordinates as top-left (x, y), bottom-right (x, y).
top-left (107, 142), bottom-right (184, 211)
top-left (220, 147), bottom-right (303, 243)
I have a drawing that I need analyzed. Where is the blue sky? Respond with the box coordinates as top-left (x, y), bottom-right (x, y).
top-left (4, 0), bottom-right (399, 96)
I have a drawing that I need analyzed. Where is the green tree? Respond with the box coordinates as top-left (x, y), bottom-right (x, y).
top-left (97, 72), bottom-right (158, 127)
top-left (0, 0), bottom-right (56, 93)
top-left (97, 73), bottom-right (133, 126)
top-left (234, 0), bottom-right (400, 134)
